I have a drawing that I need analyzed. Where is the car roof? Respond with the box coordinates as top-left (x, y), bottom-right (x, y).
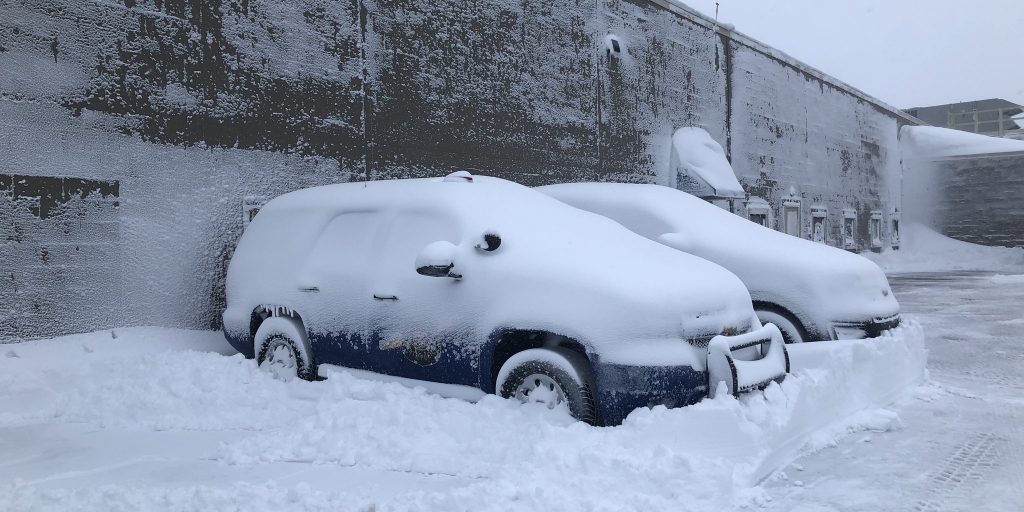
top-left (261, 174), bottom-right (537, 217)
top-left (537, 182), bottom-right (723, 234)
top-left (538, 181), bottom-right (885, 276)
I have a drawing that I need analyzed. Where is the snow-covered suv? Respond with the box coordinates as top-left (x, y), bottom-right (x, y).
top-left (222, 172), bottom-right (789, 425)
top-left (539, 183), bottom-right (901, 343)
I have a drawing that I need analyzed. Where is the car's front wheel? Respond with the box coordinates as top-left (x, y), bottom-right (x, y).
top-left (755, 309), bottom-right (806, 344)
top-left (496, 348), bottom-right (598, 425)
top-left (254, 316), bottom-right (315, 381)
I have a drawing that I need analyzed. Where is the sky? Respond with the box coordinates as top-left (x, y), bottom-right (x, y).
top-left (679, 0), bottom-right (1024, 109)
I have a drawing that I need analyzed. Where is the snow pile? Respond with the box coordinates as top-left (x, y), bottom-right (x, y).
top-left (901, 125), bottom-right (1024, 160)
top-left (865, 222), bottom-right (1024, 273)
top-left (671, 127), bottom-right (745, 198)
top-left (0, 324), bottom-right (926, 511)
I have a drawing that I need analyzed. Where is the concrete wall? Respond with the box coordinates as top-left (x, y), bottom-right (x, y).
top-left (0, 173), bottom-right (121, 337)
top-left (906, 152), bottom-right (1024, 247)
top-left (727, 37), bottom-right (902, 249)
top-left (0, 0), bottom-right (910, 340)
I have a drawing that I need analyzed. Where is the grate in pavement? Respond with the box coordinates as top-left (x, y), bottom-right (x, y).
top-left (913, 432), bottom-right (1004, 512)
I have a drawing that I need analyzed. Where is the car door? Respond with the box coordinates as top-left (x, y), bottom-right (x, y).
top-left (364, 209), bottom-right (477, 386)
top-left (298, 211), bottom-right (385, 370)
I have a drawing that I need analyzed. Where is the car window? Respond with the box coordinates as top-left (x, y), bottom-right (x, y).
top-left (306, 211), bottom-right (383, 274)
top-left (377, 210), bottom-right (461, 276)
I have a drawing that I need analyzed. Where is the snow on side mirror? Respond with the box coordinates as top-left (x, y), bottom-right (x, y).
top-left (475, 232), bottom-right (501, 252)
top-left (415, 240), bottom-right (462, 278)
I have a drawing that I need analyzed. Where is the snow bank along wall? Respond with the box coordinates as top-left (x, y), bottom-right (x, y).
top-left (904, 151), bottom-right (1024, 247)
top-left (0, 0), bottom-right (912, 340)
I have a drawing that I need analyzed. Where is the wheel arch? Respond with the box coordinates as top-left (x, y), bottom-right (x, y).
top-left (250, 304), bottom-right (306, 342)
top-left (752, 301), bottom-right (813, 343)
top-left (480, 328), bottom-right (594, 395)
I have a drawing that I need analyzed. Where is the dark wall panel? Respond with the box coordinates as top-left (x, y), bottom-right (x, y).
top-left (0, 0), bottom-right (905, 339)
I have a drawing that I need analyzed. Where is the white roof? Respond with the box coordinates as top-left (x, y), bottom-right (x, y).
top-left (901, 125), bottom-right (1024, 159)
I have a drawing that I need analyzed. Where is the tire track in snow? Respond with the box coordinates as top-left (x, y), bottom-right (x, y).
top-left (912, 432), bottom-right (1005, 512)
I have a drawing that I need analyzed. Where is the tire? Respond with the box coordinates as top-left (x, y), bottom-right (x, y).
top-left (755, 308), bottom-right (806, 344)
top-left (496, 348), bottom-right (598, 425)
top-left (254, 316), bottom-right (315, 381)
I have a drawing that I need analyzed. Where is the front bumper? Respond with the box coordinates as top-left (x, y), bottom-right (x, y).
top-left (590, 324), bottom-right (791, 425)
top-left (832, 313), bottom-right (902, 340)
top-left (707, 323), bottom-right (790, 397)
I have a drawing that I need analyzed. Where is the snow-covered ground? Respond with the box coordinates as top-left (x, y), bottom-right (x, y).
top-left (865, 221), bottom-right (1024, 274)
top-left (761, 272), bottom-right (1024, 511)
top-left (1, 325), bottom-right (927, 511)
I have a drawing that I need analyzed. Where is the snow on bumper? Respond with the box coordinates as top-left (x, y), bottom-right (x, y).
top-left (707, 323), bottom-right (789, 398)
top-left (591, 324), bottom-right (790, 425)
top-left (832, 312), bottom-right (902, 340)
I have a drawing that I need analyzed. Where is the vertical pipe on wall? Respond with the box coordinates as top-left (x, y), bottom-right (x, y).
top-left (358, 0), bottom-right (371, 180)
top-left (718, 31), bottom-right (733, 162)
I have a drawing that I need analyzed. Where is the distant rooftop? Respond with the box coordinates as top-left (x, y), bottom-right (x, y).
top-left (904, 99), bottom-right (1024, 139)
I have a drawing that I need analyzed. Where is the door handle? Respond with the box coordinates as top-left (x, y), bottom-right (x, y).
top-left (298, 286), bottom-right (320, 293)
top-left (373, 294), bottom-right (399, 301)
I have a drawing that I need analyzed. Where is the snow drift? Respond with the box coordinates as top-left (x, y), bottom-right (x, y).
top-left (865, 222), bottom-right (1024, 274)
top-left (0, 324), bottom-right (926, 511)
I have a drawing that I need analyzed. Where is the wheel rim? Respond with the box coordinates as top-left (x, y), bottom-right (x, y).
top-left (260, 338), bottom-right (298, 380)
top-left (514, 374), bottom-right (566, 409)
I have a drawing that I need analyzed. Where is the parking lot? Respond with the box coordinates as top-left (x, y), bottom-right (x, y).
top-left (764, 272), bottom-right (1024, 511)
top-left (0, 271), bottom-right (1021, 511)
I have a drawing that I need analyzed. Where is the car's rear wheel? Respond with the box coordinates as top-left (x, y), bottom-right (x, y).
top-left (755, 309), bottom-right (806, 344)
top-left (496, 348), bottom-right (598, 425)
top-left (254, 316), bottom-right (315, 381)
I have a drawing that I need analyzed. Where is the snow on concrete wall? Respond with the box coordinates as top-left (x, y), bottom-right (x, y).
top-left (0, 101), bottom-right (339, 341)
top-left (728, 38), bottom-right (902, 250)
top-left (0, 172), bottom-right (121, 338)
top-left (0, 0), bottom-right (907, 339)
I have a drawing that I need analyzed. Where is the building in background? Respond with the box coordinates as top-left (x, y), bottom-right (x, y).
top-left (1, 0), bottom-right (914, 340)
top-left (906, 99), bottom-right (1024, 139)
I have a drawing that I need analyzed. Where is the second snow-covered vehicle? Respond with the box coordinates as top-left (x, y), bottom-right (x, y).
top-left (539, 183), bottom-right (901, 343)
top-left (222, 172), bottom-right (789, 425)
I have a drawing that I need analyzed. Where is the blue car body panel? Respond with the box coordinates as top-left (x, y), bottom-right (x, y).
top-left (309, 329), bottom-right (481, 388)
top-left (590, 361), bottom-right (708, 426)
top-left (228, 315), bottom-right (711, 426)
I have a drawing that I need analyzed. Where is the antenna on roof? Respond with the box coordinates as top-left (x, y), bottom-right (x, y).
top-left (715, 2), bottom-right (720, 24)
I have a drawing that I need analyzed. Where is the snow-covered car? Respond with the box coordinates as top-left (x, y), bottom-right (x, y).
top-left (538, 183), bottom-right (901, 343)
top-left (222, 172), bottom-right (789, 425)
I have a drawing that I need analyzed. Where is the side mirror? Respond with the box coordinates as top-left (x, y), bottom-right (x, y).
top-left (415, 241), bottom-right (462, 278)
top-left (475, 232), bottom-right (501, 252)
